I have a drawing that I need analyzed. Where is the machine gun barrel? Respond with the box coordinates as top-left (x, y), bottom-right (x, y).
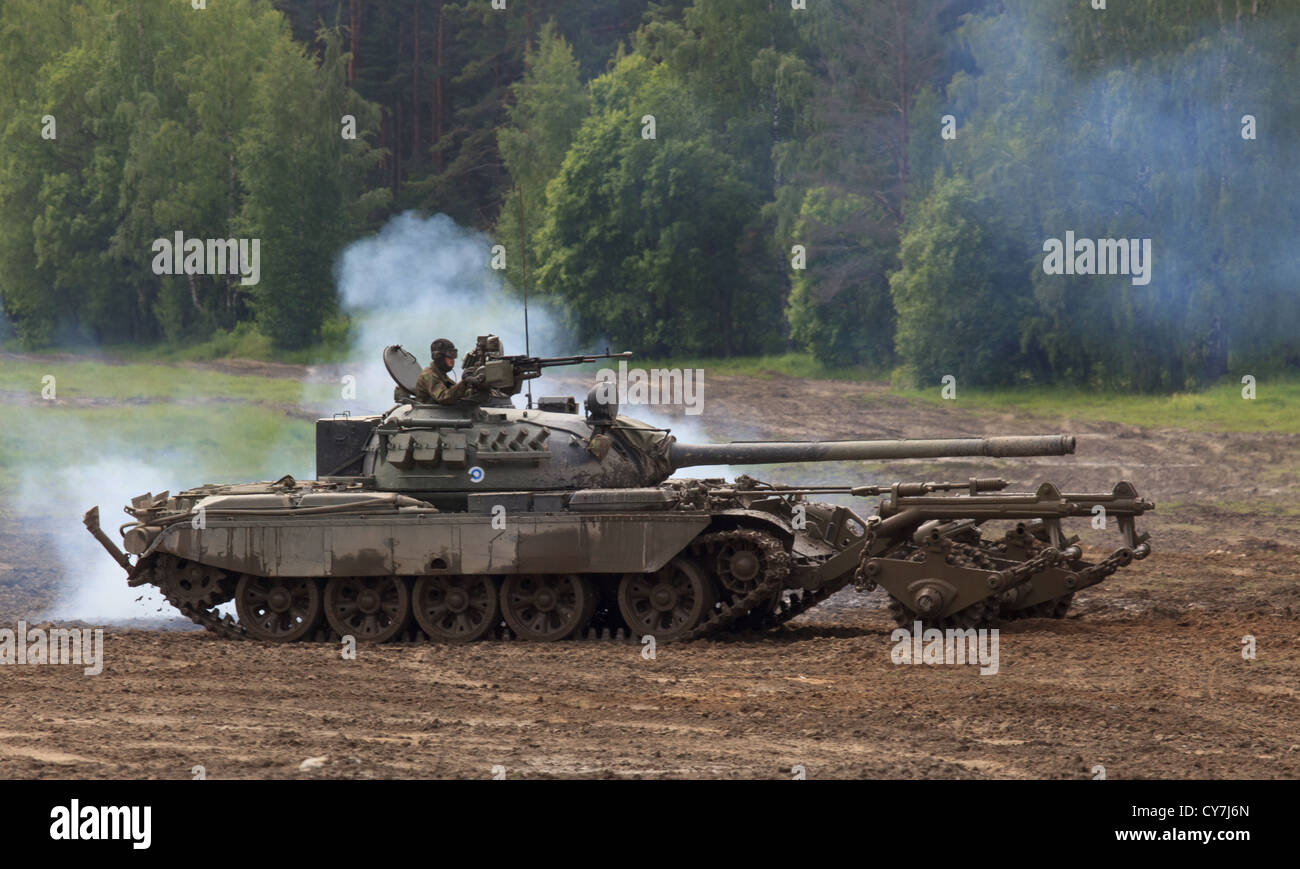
top-left (535, 350), bottom-right (633, 369)
top-left (667, 435), bottom-right (1076, 469)
top-left (477, 349), bottom-right (632, 392)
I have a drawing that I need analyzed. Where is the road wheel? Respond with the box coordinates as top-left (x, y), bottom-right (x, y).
top-left (324, 576), bottom-right (411, 643)
top-left (235, 575), bottom-right (322, 643)
top-left (412, 575), bottom-right (499, 642)
top-left (617, 557), bottom-right (718, 643)
top-left (500, 574), bottom-right (590, 641)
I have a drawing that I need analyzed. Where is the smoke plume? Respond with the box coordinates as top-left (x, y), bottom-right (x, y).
top-left (335, 211), bottom-right (572, 403)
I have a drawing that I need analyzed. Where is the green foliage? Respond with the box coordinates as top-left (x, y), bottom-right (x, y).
top-left (533, 53), bottom-right (780, 357)
top-left (921, 0), bottom-right (1300, 389)
top-left (0, 1), bottom-right (385, 351)
top-left (771, 0), bottom-right (953, 370)
top-left (896, 375), bottom-right (1300, 435)
top-left (630, 351), bottom-right (886, 382)
top-left (2, 0), bottom-right (1296, 397)
top-left (236, 28), bottom-right (388, 349)
top-left (786, 188), bottom-right (896, 367)
top-left (496, 23), bottom-right (591, 293)
top-left (523, 0), bottom-right (820, 358)
top-left (890, 175), bottom-right (1031, 386)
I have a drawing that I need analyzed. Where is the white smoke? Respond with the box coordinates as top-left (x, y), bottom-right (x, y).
top-left (22, 457), bottom-right (192, 622)
top-left (333, 212), bottom-right (738, 478)
top-left (14, 414), bottom-right (313, 624)
top-left (335, 212), bottom-right (573, 404)
top-left (14, 211), bottom-right (748, 625)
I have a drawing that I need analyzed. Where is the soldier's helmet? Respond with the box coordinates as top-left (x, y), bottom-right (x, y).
top-left (430, 338), bottom-right (457, 358)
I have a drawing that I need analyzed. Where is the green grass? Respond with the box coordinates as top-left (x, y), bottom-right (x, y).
top-left (894, 376), bottom-right (1300, 433)
top-left (1216, 499), bottom-right (1300, 517)
top-left (627, 352), bottom-right (885, 381)
top-left (6, 316), bottom-right (353, 366)
top-left (0, 357), bottom-right (339, 405)
top-left (111, 322), bottom-right (352, 365)
top-left (5, 346), bottom-right (1296, 435)
top-left (0, 403), bottom-right (315, 492)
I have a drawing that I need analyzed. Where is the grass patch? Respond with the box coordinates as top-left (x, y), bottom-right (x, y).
top-left (0, 403), bottom-right (315, 492)
top-left (6, 344), bottom-right (1296, 435)
top-left (600, 352), bottom-right (886, 381)
top-left (1216, 500), bottom-right (1300, 517)
top-left (894, 376), bottom-right (1300, 433)
top-left (0, 357), bottom-right (338, 405)
top-left (16, 316), bottom-right (353, 367)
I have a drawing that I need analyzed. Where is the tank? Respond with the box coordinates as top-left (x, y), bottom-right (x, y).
top-left (84, 336), bottom-right (1153, 644)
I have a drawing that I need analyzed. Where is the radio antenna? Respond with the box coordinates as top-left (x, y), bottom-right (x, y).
top-left (517, 183), bottom-right (534, 410)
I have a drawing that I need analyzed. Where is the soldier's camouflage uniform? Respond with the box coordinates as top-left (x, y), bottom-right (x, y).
top-left (414, 365), bottom-right (471, 405)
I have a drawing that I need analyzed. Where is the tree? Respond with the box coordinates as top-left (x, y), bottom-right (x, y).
top-left (773, 0), bottom-right (958, 368)
top-left (890, 175), bottom-right (1031, 386)
top-left (236, 28), bottom-right (388, 349)
top-left (786, 188), bottom-right (896, 367)
top-left (929, 0), bottom-right (1300, 388)
top-left (533, 54), bottom-right (777, 356)
top-left (496, 22), bottom-right (590, 294)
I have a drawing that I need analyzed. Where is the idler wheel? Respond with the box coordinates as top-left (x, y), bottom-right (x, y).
top-left (235, 575), bottom-right (323, 643)
top-left (500, 574), bottom-right (591, 642)
top-left (711, 538), bottom-right (775, 596)
top-left (617, 557), bottom-right (718, 642)
top-left (156, 555), bottom-right (232, 609)
top-left (413, 575), bottom-right (500, 642)
top-left (324, 576), bottom-right (411, 643)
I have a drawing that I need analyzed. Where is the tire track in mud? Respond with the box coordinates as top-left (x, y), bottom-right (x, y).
top-left (0, 611), bottom-right (1295, 779)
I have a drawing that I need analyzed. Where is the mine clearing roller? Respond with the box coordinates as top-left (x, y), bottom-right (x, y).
top-left (83, 336), bottom-right (1153, 644)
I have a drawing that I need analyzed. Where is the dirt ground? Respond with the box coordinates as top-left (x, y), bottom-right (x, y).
top-left (1, 367), bottom-right (1297, 779)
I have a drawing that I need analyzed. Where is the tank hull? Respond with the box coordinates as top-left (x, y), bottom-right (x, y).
top-left (138, 509), bottom-right (712, 577)
top-left (91, 472), bottom-right (1150, 644)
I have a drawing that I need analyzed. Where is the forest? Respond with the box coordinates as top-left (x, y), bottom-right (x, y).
top-left (0, 0), bottom-right (1296, 390)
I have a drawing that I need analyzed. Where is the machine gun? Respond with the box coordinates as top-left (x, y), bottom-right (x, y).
top-left (463, 334), bottom-right (632, 396)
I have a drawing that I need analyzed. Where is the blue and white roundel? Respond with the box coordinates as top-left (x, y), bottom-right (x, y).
top-left (468, 466), bottom-right (485, 483)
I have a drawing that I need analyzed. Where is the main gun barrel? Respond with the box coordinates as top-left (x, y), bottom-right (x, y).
top-left (667, 435), bottom-right (1076, 469)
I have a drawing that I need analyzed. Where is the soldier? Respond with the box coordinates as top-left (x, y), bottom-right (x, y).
top-left (415, 338), bottom-right (482, 405)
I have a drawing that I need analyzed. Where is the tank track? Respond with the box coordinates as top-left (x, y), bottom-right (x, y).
top-left (141, 529), bottom-right (809, 644)
top-left (735, 576), bottom-right (853, 633)
top-left (150, 556), bottom-right (247, 641)
top-left (679, 529), bottom-right (791, 641)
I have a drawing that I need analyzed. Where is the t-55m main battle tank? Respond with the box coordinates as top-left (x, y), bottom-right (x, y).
top-left (84, 336), bottom-right (1152, 644)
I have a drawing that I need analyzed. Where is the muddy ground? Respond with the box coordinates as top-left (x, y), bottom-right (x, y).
top-left (1, 365), bottom-right (1297, 778)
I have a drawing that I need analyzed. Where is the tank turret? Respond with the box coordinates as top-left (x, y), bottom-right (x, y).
top-left (335, 401), bottom-right (1077, 497)
top-left (328, 344), bottom-right (1079, 496)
